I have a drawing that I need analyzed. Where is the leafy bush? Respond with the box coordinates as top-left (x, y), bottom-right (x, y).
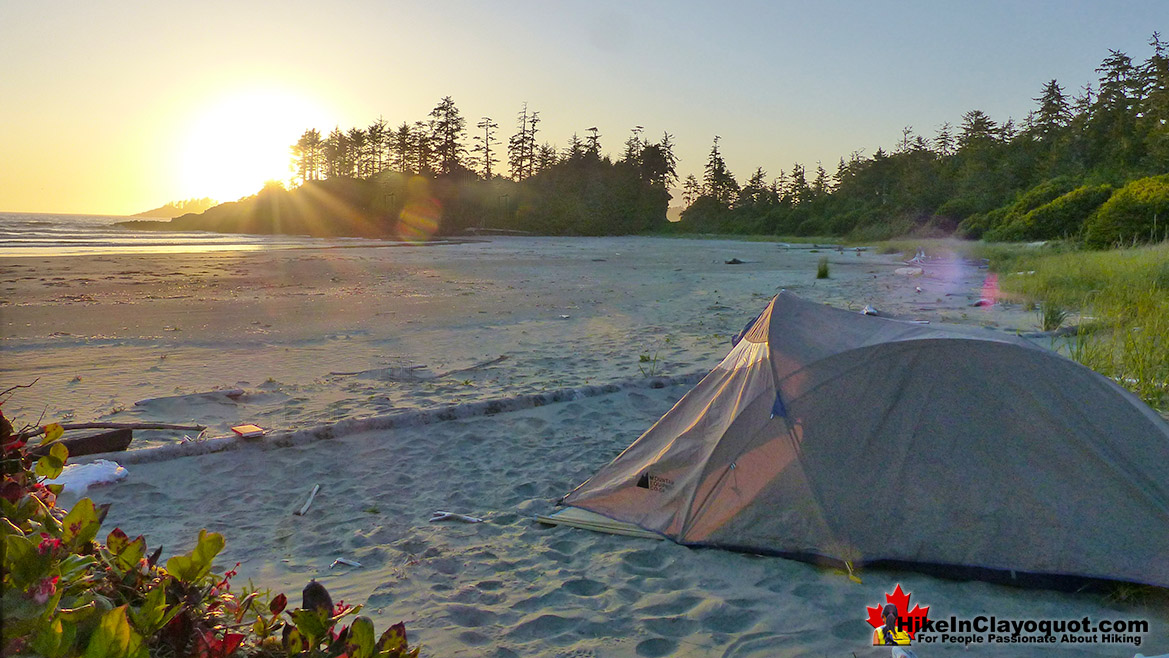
top-left (1084, 175), bottom-right (1169, 248)
top-left (0, 403), bottom-right (419, 658)
top-left (956, 206), bottom-right (1008, 239)
top-left (987, 184), bottom-right (1114, 242)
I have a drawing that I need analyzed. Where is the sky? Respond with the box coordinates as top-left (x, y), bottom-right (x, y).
top-left (1, 1), bottom-right (1165, 215)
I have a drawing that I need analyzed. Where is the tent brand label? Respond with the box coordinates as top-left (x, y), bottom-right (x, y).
top-left (636, 471), bottom-right (674, 492)
top-left (866, 584), bottom-right (1150, 647)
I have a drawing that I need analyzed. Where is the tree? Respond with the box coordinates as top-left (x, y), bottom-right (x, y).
top-left (738, 167), bottom-right (768, 207)
top-left (508, 103), bottom-right (539, 180)
top-left (682, 174), bottom-right (701, 207)
top-left (562, 133), bottom-right (585, 161)
top-left (1032, 79), bottom-right (1072, 139)
top-left (322, 127), bottom-right (351, 178)
top-left (473, 116), bottom-right (500, 179)
top-left (347, 127), bottom-right (368, 177)
top-left (584, 127), bottom-right (602, 157)
top-left (621, 126), bottom-right (645, 166)
top-left (429, 96), bottom-right (467, 176)
top-left (958, 110), bottom-right (998, 150)
top-left (534, 142), bottom-right (558, 175)
top-left (935, 123), bottom-right (955, 157)
top-left (703, 136), bottom-right (738, 205)
top-left (291, 129), bottom-right (323, 184)
top-left (413, 120), bottom-right (434, 175)
top-left (812, 162), bottom-right (830, 197)
top-left (366, 117), bottom-right (388, 174)
top-left (391, 122), bottom-right (412, 173)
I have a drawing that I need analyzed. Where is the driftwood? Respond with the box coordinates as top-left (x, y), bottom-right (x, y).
top-left (295, 484), bottom-right (321, 516)
top-left (329, 355), bottom-right (508, 381)
top-left (29, 428), bottom-right (133, 458)
top-left (134, 389), bottom-right (245, 406)
top-left (16, 422), bottom-right (206, 441)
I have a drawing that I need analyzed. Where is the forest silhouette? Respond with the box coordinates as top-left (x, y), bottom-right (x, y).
top-left (124, 35), bottom-right (1169, 247)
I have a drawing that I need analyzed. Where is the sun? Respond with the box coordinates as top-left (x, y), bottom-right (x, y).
top-left (180, 88), bottom-right (332, 202)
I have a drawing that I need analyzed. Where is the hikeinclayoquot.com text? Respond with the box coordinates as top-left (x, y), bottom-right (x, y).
top-left (902, 615), bottom-right (1149, 647)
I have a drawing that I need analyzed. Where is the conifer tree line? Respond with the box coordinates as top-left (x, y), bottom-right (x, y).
top-left (678, 33), bottom-right (1169, 247)
top-left (290, 97), bottom-right (678, 187)
top-left (261, 34), bottom-right (1166, 245)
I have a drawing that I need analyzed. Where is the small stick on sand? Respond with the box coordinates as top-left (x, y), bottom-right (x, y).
top-left (295, 484), bottom-right (320, 516)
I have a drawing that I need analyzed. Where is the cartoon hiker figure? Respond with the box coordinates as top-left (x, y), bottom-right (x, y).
top-left (872, 603), bottom-right (911, 646)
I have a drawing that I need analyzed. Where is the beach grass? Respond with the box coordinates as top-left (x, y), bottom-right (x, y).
top-left (870, 237), bottom-right (1168, 410)
top-left (995, 242), bottom-right (1169, 410)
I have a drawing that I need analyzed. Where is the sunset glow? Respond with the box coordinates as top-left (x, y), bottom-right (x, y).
top-left (179, 89), bottom-right (333, 203)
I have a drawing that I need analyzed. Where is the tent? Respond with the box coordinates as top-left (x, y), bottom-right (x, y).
top-left (559, 292), bottom-right (1169, 587)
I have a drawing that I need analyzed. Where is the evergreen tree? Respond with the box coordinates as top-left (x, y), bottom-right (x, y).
top-left (534, 142), bottom-right (558, 174)
top-left (958, 110), bottom-right (998, 149)
top-left (1032, 79), bottom-right (1072, 139)
top-left (322, 127), bottom-right (352, 178)
top-left (366, 118), bottom-right (388, 174)
top-left (429, 96), bottom-right (467, 176)
top-left (391, 122), bottom-right (412, 173)
top-left (935, 123), bottom-right (955, 157)
top-left (291, 129), bottom-right (324, 183)
top-left (508, 103), bottom-right (539, 180)
top-left (412, 120), bottom-right (434, 175)
top-left (347, 127), bottom-right (368, 177)
top-left (563, 133), bottom-right (585, 161)
top-left (585, 127), bottom-right (602, 157)
top-left (621, 126), bottom-right (645, 166)
top-left (637, 134), bottom-right (677, 189)
top-left (473, 116), bottom-right (500, 179)
top-left (703, 136), bottom-right (738, 205)
top-left (682, 174), bottom-right (701, 207)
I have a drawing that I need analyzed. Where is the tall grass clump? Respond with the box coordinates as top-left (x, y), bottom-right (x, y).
top-left (998, 242), bottom-right (1169, 410)
top-left (816, 256), bottom-right (830, 279)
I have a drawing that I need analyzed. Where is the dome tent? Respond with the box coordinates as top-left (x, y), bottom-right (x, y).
top-left (559, 292), bottom-right (1169, 587)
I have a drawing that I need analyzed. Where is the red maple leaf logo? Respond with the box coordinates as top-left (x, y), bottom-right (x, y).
top-left (866, 584), bottom-right (930, 640)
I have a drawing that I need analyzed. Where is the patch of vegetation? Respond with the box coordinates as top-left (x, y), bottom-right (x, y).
top-left (0, 397), bottom-right (420, 658)
top-left (997, 242), bottom-right (1169, 410)
top-left (816, 256), bottom-right (830, 279)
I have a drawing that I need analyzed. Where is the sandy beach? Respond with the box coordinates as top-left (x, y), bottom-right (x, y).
top-left (3, 237), bottom-right (1166, 655)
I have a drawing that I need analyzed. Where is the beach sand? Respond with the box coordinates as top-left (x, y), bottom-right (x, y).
top-left (3, 237), bottom-right (1165, 655)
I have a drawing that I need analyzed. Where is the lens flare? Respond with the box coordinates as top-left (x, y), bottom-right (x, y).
top-left (396, 177), bottom-right (441, 241)
top-left (980, 272), bottom-right (999, 305)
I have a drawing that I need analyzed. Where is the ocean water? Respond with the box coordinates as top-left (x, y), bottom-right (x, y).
top-left (0, 212), bottom-right (393, 257)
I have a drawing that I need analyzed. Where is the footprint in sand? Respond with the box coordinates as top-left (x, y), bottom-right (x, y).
top-left (456, 630), bottom-right (491, 647)
top-left (636, 595), bottom-right (703, 616)
top-left (700, 605), bottom-right (759, 634)
top-left (643, 616), bottom-right (700, 637)
top-left (507, 613), bottom-right (575, 641)
top-left (562, 578), bottom-right (606, 597)
top-left (445, 604), bottom-right (499, 628)
top-left (635, 638), bottom-right (677, 657)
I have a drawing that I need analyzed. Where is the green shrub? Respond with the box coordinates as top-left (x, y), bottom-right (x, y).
top-left (987, 184), bottom-right (1115, 242)
top-left (1084, 175), bottom-right (1169, 248)
top-left (1010, 176), bottom-right (1076, 216)
top-left (816, 256), bottom-right (830, 279)
top-left (0, 405), bottom-right (420, 658)
top-left (957, 206), bottom-right (1008, 239)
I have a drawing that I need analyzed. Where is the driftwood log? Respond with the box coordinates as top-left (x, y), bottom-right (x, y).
top-left (16, 422), bottom-right (205, 442)
top-left (28, 428), bottom-right (133, 458)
